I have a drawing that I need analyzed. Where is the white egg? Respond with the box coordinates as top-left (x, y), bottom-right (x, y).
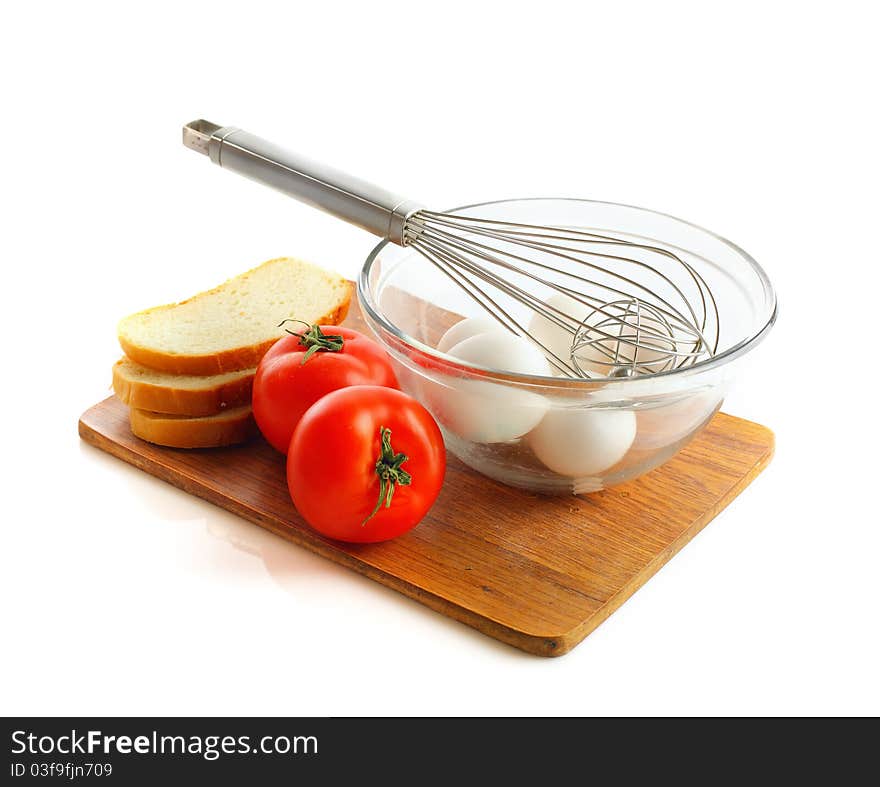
top-left (429, 379), bottom-right (549, 444)
top-left (424, 331), bottom-right (551, 444)
top-left (451, 331), bottom-right (551, 377)
top-left (436, 316), bottom-right (504, 354)
top-left (528, 292), bottom-right (584, 371)
top-left (528, 406), bottom-right (637, 477)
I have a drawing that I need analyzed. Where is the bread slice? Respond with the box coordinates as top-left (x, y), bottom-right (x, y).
top-left (129, 405), bottom-right (256, 448)
top-left (118, 257), bottom-right (352, 375)
top-left (112, 357), bottom-right (255, 416)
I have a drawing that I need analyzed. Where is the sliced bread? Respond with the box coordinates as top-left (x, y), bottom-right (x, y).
top-left (129, 405), bottom-right (256, 448)
top-left (112, 357), bottom-right (255, 416)
top-left (118, 257), bottom-right (352, 375)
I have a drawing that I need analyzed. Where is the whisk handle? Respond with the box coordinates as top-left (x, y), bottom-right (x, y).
top-left (182, 119), bottom-right (422, 244)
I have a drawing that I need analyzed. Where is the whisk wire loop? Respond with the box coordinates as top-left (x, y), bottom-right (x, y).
top-left (406, 210), bottom-right (720, 379)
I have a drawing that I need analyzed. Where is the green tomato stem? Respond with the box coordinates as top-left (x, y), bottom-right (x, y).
top-left (278, 320), bottom-right (345, 364)
top-left (363, 426), bottom-right (412, 526)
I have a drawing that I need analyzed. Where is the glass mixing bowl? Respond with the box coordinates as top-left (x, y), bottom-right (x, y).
top-left (358, 198), bottom-right (776, 494)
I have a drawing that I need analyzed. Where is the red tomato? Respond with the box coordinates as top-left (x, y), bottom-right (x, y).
top-left (253, 324), bottom-right (398, 453)
top-left (287, 386), bottom-right (445, 543)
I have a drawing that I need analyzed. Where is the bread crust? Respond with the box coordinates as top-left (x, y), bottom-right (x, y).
top-left (112, 360), bottom-right (255, 416)
top-left (118, 265), bottom-right (353, 375)
top-left (129, 406), bottom-right (256, 448)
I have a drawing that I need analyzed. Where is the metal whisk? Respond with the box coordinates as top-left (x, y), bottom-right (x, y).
top-left (183, 120), bottom-right (719, 379)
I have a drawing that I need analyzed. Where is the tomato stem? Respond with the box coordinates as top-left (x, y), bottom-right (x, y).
top-left (363, 426), bottom-right (412, 526)
top-left (279, 320), bottom-right (345, 364)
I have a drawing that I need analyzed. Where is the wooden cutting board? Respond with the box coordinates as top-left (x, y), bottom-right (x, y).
top-left (79, 305), bottom-right (774, 657)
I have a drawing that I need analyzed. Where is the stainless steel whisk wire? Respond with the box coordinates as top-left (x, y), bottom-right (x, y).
top-left (405, 211), bottom-right (719, 376)
top-left (183, 120), bottom-right (720, 379)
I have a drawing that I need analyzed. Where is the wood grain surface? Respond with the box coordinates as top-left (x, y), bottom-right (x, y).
top-left (79, 305), bottom-right (774, 657)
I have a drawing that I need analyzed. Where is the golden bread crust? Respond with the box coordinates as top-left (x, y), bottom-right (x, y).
top-left (129, 406), bottom-right (256, 448)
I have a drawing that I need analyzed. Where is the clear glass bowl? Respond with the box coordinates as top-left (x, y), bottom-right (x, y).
top-left (358, 198), bottom-right (776, 494)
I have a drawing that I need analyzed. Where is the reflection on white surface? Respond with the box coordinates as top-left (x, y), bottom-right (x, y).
top-left (204, 514), bottom-right (334, 593)
top-left (108, 442), bottom-right (338, 590)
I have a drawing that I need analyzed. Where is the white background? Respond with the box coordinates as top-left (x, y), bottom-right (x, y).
top-left (2, 1), bottom-right (878, 716)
